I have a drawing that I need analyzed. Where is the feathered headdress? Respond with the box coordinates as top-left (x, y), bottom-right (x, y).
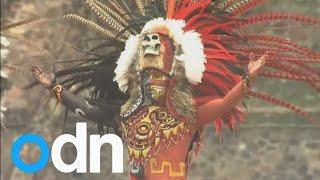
top-left (114, 17), bottom-right (206, 92)
top-left (56, 0), bottom-right (319, 136)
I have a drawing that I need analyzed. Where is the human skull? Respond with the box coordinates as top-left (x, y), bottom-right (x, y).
top-left (141, 33), bottom-right (161, 56)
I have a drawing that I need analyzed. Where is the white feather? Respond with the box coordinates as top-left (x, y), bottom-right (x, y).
top-left (176, 30), bottom-right (206, 84)
top-left (114, 35), bottom-right (140, 92)
top-left (114, 18), bottom-right (206, 92)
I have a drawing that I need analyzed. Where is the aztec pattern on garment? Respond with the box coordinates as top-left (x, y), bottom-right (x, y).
top-left (120, 105), bottom-right (193, 166)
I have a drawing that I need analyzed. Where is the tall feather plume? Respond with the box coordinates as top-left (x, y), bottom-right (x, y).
top-left (135, 0), bottom-right (147, 16)
top-left (236, 48), bottom-right (320, 91)
top-left (1, 17), bottom-right (52, 57)
top-left (118, 0), bottom-right (136, 17)
top-left (259, 70), bottom-right (320, 83)
top-left (1, 16), bottom-right (41, 31)
top-left (85, 0), bottom-right (131, 37)
top-left (291, 61), bottom-right (320, 76)
top-left (215, 0), bottom-right (236, 11)
top-left (243, 35), bottom-right (320, 59)
top-left (167, 0), bottom-right (176, 19)
top-left (251, 42), bottom-right (316, 58)
top-left (92, 0), bottom-right (130, 26)
top-left (267, 61), bottom-right (318, 78)
top-left (106, 0), bottom-right (130, 19)
top-left (1, 32), bottom-right (53, 58)
top-left (248, 91), bottom-right (315, 122)
top-left (163, 0), bottom-right (168, 12)
top-left (63, 14), bottom-right (125, 41)
top-left (103, 0), bottom-right (135, 31)
top-left (226, 0), bottom-right (265, 15)
top-left (234, 13), bottom-right (320, 27)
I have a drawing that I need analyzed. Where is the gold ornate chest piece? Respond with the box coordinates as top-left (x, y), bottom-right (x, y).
top-left (120, 105), bottom-right (190, 166)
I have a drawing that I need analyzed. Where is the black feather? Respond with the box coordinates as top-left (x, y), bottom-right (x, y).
top-left (48, 0), bottom-right (166, 132)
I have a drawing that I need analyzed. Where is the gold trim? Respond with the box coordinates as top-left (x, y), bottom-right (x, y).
top-left (150, 158), bottom-right (186, 177)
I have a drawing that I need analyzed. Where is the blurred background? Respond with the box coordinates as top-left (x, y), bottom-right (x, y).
top-left (1, 0), bottom-right (319, 180)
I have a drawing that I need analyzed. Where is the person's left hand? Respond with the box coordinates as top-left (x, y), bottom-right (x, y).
top-left (247, 52), bottom-right (269, 78)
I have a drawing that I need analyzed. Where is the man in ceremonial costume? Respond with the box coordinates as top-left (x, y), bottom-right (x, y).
top-left (30, 0), bottom-right (319, 179)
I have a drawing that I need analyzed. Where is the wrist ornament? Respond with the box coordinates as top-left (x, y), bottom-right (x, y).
top-left (51, 84), bottom-right (63, 103)
top-left (241, 73), bottom-right (254, 94)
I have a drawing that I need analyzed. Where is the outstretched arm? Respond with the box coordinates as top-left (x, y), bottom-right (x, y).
top-left (197, 53), bottom-right (268, 127)
top-left (30, 66), bottom-right (119, 128)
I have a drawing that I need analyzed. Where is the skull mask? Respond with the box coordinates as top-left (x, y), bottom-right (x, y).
top-left (141, 33), bottom-right (161, 56)
top-left (138, 33), bottom-right (175, 75)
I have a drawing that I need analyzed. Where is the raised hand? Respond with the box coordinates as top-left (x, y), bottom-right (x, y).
top-left (247, 52), bottom-right (269, 78)
top-left (30, 66), bottom-right (56, 89)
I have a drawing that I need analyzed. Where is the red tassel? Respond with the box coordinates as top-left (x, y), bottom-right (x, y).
top-left (267, 63), bottom-right (315, 81)
top-left (266, 55), bottom-right (320, 78)
top-left (269, 57), bottom-right (320, 63)
top-left (291, 61), bottom-right (320, 76)
top-left (244, 35), bottom-right (320, 59)
top-left (234, 13), bottom-right (320, 27)
top-left (252, 42), bottom-right (318, 58)
top-left (259, 70), bottom-right (320, 82)
top-left (248, 91), bottom-right (315, 122)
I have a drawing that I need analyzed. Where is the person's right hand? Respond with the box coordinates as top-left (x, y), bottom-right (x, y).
top-left (30, 66), bottom-right (56, 89)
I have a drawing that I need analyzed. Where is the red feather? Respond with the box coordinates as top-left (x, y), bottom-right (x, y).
top-left (171, 0), bottom-right (319, 137)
